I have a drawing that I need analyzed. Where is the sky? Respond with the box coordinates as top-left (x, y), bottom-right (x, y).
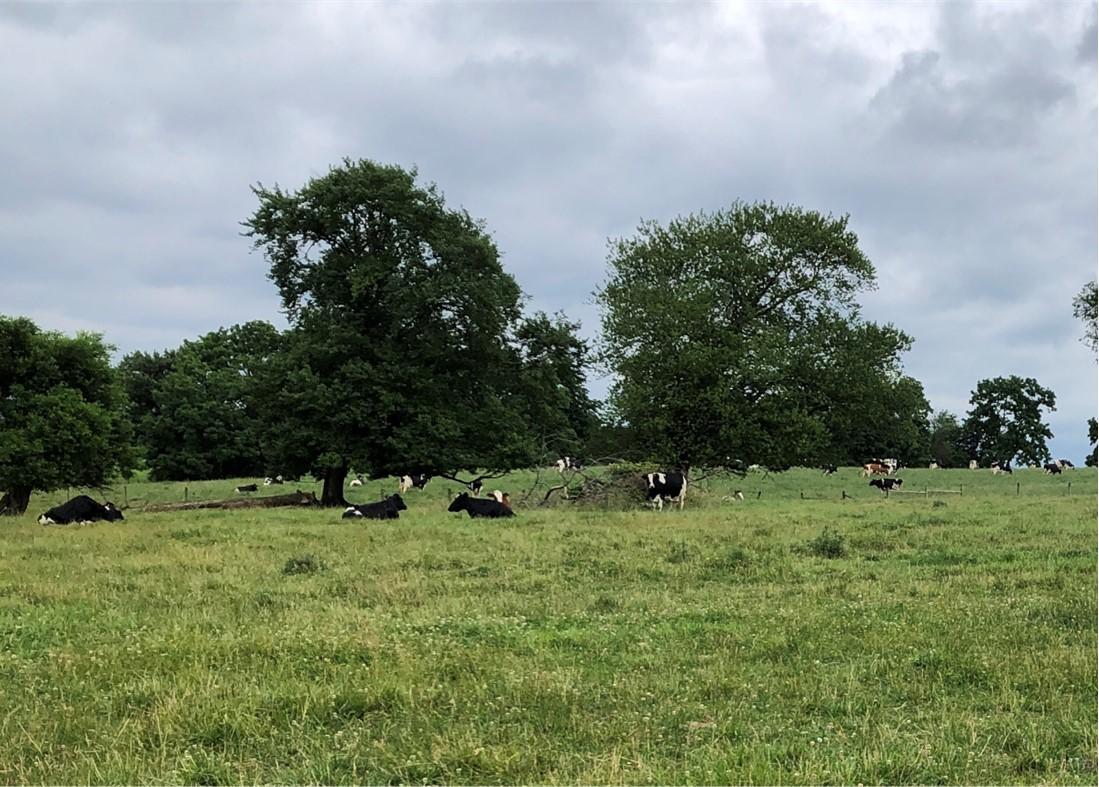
top-left (2, 1), bottom-right (1096, 462)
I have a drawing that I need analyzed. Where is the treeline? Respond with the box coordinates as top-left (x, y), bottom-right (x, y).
top-left (1, 159), bottom-right (1093, 514)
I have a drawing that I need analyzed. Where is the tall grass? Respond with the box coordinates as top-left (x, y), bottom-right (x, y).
top-left (0, 468), bottom-right (1094, 784)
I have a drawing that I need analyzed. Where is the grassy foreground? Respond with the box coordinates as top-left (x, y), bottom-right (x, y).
top-left (0, 468), bottom-right (1094, 784)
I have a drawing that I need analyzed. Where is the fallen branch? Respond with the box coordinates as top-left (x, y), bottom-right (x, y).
top-left (143, 489), bottom-right (319, 513)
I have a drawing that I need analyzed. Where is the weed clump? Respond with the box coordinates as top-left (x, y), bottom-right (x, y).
top-left (801, 528), bottom-right (847, 558)
top-left (282, 553), bottom-right (325, 575)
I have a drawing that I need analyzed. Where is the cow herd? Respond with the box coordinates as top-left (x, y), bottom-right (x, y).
top-left (35, 455), bottom-right (1083, 526)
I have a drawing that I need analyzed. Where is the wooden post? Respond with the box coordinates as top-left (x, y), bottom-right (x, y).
top-left (756, 490), bottom-right (762, 500)
top-left (124, 484), bottom-right (128, 507)
top-left (842, 490), bottom-right (847, 500)
top-left (1016, 482), bottom-right (1020, 496)
top-left (1067, 482), bottom-right (1072, 496)
top-left (184, 486), bottom-right (188, 502)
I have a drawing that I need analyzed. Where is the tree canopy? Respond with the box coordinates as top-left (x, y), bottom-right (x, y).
top-left (120, 322), bottom-right (281, 481)
top-left (927, 410), bottom-right (968, 468)
top-left (596, 201), bottom-right (926, 470)
top-left (1072, 280), bottom-right (1097, 355)
top-left (0, 316), bottom-right (134, 515)
top-left (245, 159), bottom-right (584, 503)
top-left (960, 376), bottom-right (1056, 466)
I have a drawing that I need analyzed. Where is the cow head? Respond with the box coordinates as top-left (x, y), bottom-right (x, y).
top-left (103, 502), bottom-right (124, 522)
top-left (447, 493), bottom-right (470, 512)
top-left (388, 494), bottom-right (408, 511)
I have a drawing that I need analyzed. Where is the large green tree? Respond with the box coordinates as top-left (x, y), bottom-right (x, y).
top-left (1087, 418), bottom-right (1097, 467)
top-left (597, 201), bottom-right (921, 470)
top-left (959, 376), bottom-right (1056, 466)
top-left (120, 322), bottom-right (281, 481)
top-left (245, 159), bottom-right (549, 504)
top-left (0, 316), bottom-right (134, 515)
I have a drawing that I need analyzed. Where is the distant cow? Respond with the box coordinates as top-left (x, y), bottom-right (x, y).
top-left (991, 461), bottom-right (1013, 475)
top-left (1043, 462), bottom-right (1062, 475)
top-left (468, 478), bottom-right (483, 495)
top-left (264, 475), bottom-right (284, 486)
top-left (1057, 459), bottom-right (1075, 470)
top-left (968, 459), bottom-right (978, 470)
top-left (555, 457), bottom-right (581, 474)
top-left (349, 476), bottom-right (363, 488)
top-left (448, 492), bottom-right (515, 518)
top-left (235, 483), bottom-right (258, 494)
top-left (869, 478), bottom-right (903, 492)
top-left (39, 495), bottom-right (124, 526)
top-left (398, 473), bottom-right (431, 493)
top-left (490, 490), bottom-right (512, 509)
top-left (928, 462), bottom-right (939, 470)
top-left (342, 494), bottom-right (407, 520)
top-left (821, 464), bottom-right (837, 475)
top-left (861, 463), bottom-right (890, 477)
top-left (644, 471), bottom-right (687, 511)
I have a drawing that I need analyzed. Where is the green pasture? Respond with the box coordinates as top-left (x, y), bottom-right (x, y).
top-left (0, 467), bottom-right (1094, 784)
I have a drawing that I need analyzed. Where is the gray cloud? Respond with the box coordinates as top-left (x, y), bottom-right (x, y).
top-left (1, 0), bottom-right (1094, 460)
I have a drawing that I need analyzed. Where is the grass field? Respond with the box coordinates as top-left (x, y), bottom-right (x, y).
top-left (0, 467), bottom-right (1095, 784)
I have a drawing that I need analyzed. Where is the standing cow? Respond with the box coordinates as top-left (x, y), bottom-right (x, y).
top-left (644, 471), bottom-right (687, 511)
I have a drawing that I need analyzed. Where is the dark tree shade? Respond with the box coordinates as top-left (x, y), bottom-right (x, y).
top-left (0, 316), bottom-right (134, 515)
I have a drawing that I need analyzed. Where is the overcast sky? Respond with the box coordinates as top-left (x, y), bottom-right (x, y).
top-left (2, 1), bottom-right (1096, 461)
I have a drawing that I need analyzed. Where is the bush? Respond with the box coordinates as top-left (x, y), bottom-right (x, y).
top-left (282, 553), bottom-right (325, 575)
top-left (802, 528), bottom-right (847, 558)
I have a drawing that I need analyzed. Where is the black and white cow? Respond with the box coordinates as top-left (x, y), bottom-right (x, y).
top-left (264, 476), bottom-right (284, 486)
top-left (555, 457), bottom-right (581, 474)
top-left (342, 494), bottom-right (407, 520)
top-left (235, 483), bottom-right (258, 493)
top-left (349, 476), bottom-right (363, 488)
top-left (644, 471), bottom-right (687, 511)
top-left (448, 492), bottom-right (515, 518)
top-left (1043, 462), bottom-right (1063, 475)
top-left (1057, 459), bottom-right (1075, 470)
top-left (821, 464), bottom-right (838, 475)
top-left (991, 461), bottom-right (1013, 475)
top-left (869, 478), bottom-right (903, 492)
top-left (468, 478), bottom-right (484, 495)
top-left (38, 495), bottom-right (124, 526)
top-left (398, 473), bottom-right (431, 493)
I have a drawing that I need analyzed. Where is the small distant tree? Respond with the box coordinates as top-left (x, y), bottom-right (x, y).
top-left (1087, 417), bottom-right (1097, 467)
top-left (0, 316), bottom-right (134, 515)
top-left (960, 376), bottom-right (1056, 466)
top-left (1073, 280), bottom-right (1097, 355)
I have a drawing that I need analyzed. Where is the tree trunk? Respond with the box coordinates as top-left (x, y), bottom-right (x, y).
top-left (320, 467), bottom-right (348, 507)
top-left (0, 487), bottom-right (32, 516)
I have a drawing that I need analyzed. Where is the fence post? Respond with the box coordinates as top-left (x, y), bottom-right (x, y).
top-left (842, 490), bottom-right (848, 500)
top-left (959, 485), bottom-right (963, 496)
top-left (1067, 482), bottom-right (1071, 496)
top-left (1016, 482), bottom-right (1020, 496)
top-left (184, 486), bottom-right (188, 503)
top-left (756, 490), bottom-right (762, 500)
top-left (124, 484), bottom-right (128, 507)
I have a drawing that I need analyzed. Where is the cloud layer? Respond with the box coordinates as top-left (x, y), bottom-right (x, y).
top-left (2, 1), bottom-right (1095, 460)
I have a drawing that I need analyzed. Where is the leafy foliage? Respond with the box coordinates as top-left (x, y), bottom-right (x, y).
top-left (960, 376), bottom-right (1056, 466)
top-left (1072, 279), bottom-right (1097, 354)
top-left (0, 316), bottom-right (134, 514)
top-left (245, 159), bottom-right (588, 502)
top-left (597, 201), bottom-right (925, 469)
top-left (928, 410), bottom-right (968, 468)
top-left (120, 322), bottom-right (280, 481)
top-left (1087, 418), bottom-right (1097, 468)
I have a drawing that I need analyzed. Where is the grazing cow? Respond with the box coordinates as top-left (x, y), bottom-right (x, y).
top-left (555, 457), bottom-right (581, 474)
top-left (1057, 459), bottom-right (1075, 470)
top-left (264, 476), bottom-right (284, 486)
top-left (869, 478), bottom-right (903, 492)
top-left (968, 459), bottom-right (978, 470)
top-left (991, 461), bottom-right (1013, 475)
top-left (644, 471), bottom-right (687, 511)
top-left (235, 483), bottom-right (258, 494)
top-left (448, 492), bottom-right (515, 518)
top-left (398, 473), bottom-right (431, 493)
top-left (342, 494), bottom-right (407, 520)
top-left (861, 463), bottom-right (890, 477)
top-left (38, 495), bottom-right (124, 526)
top-left (821, 464), bottom-right (838, 475)
top-left (1043, 462), bottom-right (1063, 475)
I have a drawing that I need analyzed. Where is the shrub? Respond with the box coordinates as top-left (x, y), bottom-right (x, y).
top-left (282, 553), bottom-right (325, 575)
top-left (803, 528), bottom-right (847, 558)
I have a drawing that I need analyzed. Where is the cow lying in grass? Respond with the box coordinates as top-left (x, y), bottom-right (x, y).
top-left (448, 492), bottom-right (514, 518)
top-left (39, 495), bottom-right (124, 525)
top-left (342, 494), bottom-right (407, 520)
